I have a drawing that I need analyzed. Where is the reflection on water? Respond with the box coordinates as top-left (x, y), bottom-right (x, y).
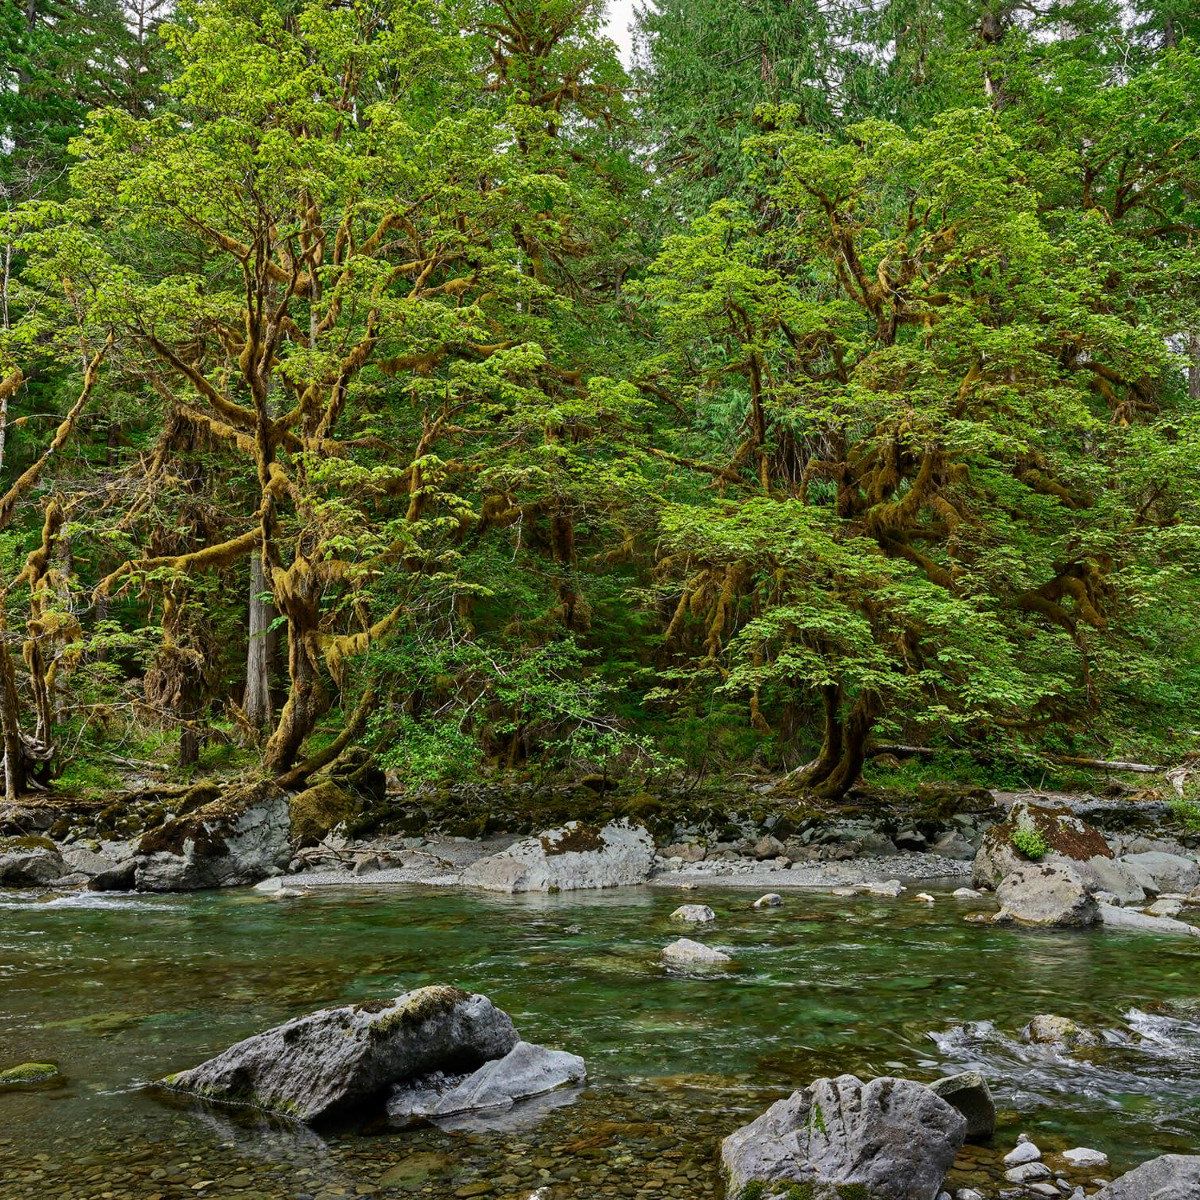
top-left (1, 884), bottom-right (1199, 1198)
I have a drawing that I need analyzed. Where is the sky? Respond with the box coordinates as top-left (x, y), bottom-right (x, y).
top-left (602, 0), bottom-right (640, 65)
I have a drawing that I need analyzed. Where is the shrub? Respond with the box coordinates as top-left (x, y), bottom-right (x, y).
top-left (1011, 826), bottom-right (1050, 860)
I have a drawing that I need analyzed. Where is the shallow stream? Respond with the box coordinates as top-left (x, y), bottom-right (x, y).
top-left (2, 884), bottom-right (1199, 1199)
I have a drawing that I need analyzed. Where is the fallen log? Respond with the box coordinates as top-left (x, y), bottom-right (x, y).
top-left (867, 745), bottom-right (1162, 774)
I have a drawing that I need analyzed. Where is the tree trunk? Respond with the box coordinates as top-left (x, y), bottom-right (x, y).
top-left (799, 683), bottom-right (844, 787)
top-left (244, 552), bottom-right (275, 729)
top-left (263, 622), bottom-right (327, 774)
top-left (0, 613), bottom-right (25, 801)
top-left (810, 692), bottom-right (881, 800)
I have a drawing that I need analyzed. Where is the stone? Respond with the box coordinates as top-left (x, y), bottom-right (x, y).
top-left (721, 1074), bottom-right (966, 1200)
top-left (915, 893), bottom-right (935, 903)
top-left (387, 1040), bottom-right (584, 1123)
top-left (753, 835), bottom-right (786, 860)
top-left (1098, 902), bottom-right (1200, 938)
top-left (0, 1061), bottom-right (60, 1089)
top-left (0, 837), bottom-right (64, 886)
top-left (135, 784), bottom-right (291, 891)
top-left (460, 820), bottom-right (654, 893)
top-left (952, 887), bottom-right (984, 899)
top-left (972, 800), bottom-right (1111, 889)
top-left (660, 842), bottom-right (705, 862)
top-left (661, 937), bottom-right (731, 968)
top-left (58, 840), bottom-right (138, 890)
top-left (162, 985), bottom-right (519, 1123)
top-left (670, 904), bottom-right (715, 924)
top-left (1095, 1154), bottom-right (1200, 1199)
top-left (860, 879), bottom-right (905, 897)
top-left (928, 1072), bottom-right (995, 1142)
top-left (994, 863), bottom-right (1098, 927)
top-left (288, 780), bottom-right (361, 847)
top-left (1146, 898), bottom-right (1183, 917)
top-left (1021, 1015), bottom-right (1097, 1048)
top-left (754, 893), bottom-right (783, 909)
top-left (1005, 1162), bottom-right (1051, 1184)
top-left (955, 1191), bottom-right (986, 1200)
top-left (1061, 1148), bottom-right (1108, 1169)
top-left (1067, 854), bottom-right (1151, 905)
top-left (1004, 1141), bottom-right (1043, 1166)
top-left (932, 830), bottom-right (976, 860)
top-left (1117, 852), bottom-right (1200, 895)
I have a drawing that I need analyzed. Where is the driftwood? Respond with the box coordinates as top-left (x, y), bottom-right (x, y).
top-left (868, 744), bottom-right (1162, 774)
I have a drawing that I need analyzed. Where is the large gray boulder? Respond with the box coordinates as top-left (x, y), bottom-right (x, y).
top-left (0, 838), bottom-right (64, 886)
top-left (928, 1071), bottom-right (995, 1142)
top-left (973, 800), bottom-right (1111, 889)
top-left (61, 840), bottom-right (138, 891)
top-left (461, 820), bottom-right (654, 893)
top-left (721, 1074), bottom-right (966, 1200)
top-left (387, 1040), bottom-right (584, 1124)
top-left (163, 986), bottom-right (519, 1123)
top-left (1098, 902), bottom-right (1200, 939)
top-left (994, 863), bottom-right (1098, 928)
top-left (1073, 855), bottom-right (1151, 905)
top-left (1117, 851), bottom-right (1199, 896)
top-left (1095, 1154), bottom-right (1200, 1199)
top-left (135, 785), bottom-right (291, 891)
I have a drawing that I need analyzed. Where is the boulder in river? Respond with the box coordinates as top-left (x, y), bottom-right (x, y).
top-left (387, 1039), bottom-right (584, 1125)
top-left (928, 1071), bottom-right (995, 1142)
top-left (1097, 902), bottom-right (1200, 938)
top-left (972, 800), bottom-right (1111, 889)
top-left (162, 985), bottom-right (521, 1123)
top-left (994, 863), bottom-right (1098, 927)
top-left (1021, 1014), bottom-right (1098, 1048)
top-left (721, 1074), bottom-right (966, 1200)
top-left (662, 937), bottom-right (731, 968)
top-left (1095, 1153), bottom-right (1200, 1198)
top-left (135, 782), bottom-right (291, 891)
top-left (0, 836), bottom-right (64, 886)
top-left (670, 904), bottom-right (715, 924)
top-left (460, 820), bottom-right (654, 893)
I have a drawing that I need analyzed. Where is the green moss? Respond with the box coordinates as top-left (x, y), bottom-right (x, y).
top-left (810, 1101), bottom-right (827, 1135)
top-left (540, 823), bottom-right (605, 855)
top-left (0, 1061), bottom-right (59, 1086)
top-left (0, 835), bottom-right (57, 852)
top-left (368, 986), bottom-right (470, 1039)
top-left (288, 779), bottom-right (360, 845)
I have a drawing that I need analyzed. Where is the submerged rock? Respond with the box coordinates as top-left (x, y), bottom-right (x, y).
top-left (135, 783), bottom-right (291, 891)
top-left (0, 1061), bottom-right (61, 1089)
top-left (721, 1074), bottom-right (965, 1200)
top-left (1021, 1014), bottom-right (1098, 1048)
top-left (1095, 1153), bottom-right (1200, 1198)
top-left (928, 1071), bottom-right (995, 1142)
top-left (662, 937), bottom-right (731, 968)
top-left (994, 863), bottom-right (1098, 928)
top-left (754, 893), bottom-right (783, 908)
top-left (162, 985), bottom-right (519, 1123)
top-left (670, 903), bottom-right (715, 924)
top-left (460, 820), bottom-right (653, 893)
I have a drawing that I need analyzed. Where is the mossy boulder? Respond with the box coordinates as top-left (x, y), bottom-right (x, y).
top-left (288, 779), bottom-right (361, 846)
top-left (0, 1061), bottom-right (61, 1089)
top-left (0, 837), bottom-right (64, 886)
top-left (973, 799), bottom-right (1111, 888)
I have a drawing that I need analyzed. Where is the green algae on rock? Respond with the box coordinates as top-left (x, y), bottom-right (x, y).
top-left (0, 1061), bottom-right (60, 1088)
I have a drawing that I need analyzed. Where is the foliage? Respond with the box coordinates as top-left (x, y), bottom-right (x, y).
top-left (1011, 826), bottom-right (1051, 860)
top-left (0, 0), bottom-right (1198, 803)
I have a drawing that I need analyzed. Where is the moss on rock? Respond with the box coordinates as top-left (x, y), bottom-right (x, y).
top-left (288, 779), bottom-right (360, 846)
top-left (0, 1061), bottom-right (60, 1088)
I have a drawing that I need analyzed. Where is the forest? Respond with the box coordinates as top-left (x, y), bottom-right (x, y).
top-left (3, 0), bottom-right (1200, 809)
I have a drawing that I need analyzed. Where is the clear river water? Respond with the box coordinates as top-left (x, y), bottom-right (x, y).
top-left (2, 883), bottom-right (1199, 1200)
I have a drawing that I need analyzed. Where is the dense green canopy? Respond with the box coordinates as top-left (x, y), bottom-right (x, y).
top-left (1, 0), bottom-right (1198, 801)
